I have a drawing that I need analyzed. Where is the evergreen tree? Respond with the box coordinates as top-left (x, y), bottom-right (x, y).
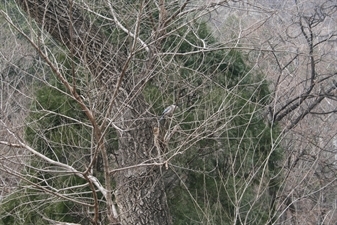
top-left (145, 21), bottom-right (283, 224)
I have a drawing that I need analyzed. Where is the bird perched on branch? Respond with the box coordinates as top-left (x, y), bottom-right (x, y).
top-left (159, 104), bottom-right (177, 121)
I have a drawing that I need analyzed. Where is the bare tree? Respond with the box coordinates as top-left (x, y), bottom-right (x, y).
top-left (1, 1), bottom-right (233, 224)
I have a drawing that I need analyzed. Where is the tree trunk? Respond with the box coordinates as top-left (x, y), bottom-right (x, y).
top-left (114, 101), bottom-right (171, 224)
top-left (15, 0), bottom-right (171, 224)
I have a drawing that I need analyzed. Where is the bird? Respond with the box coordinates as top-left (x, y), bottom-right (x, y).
top-left (159, 104), bottom-right (177, 121)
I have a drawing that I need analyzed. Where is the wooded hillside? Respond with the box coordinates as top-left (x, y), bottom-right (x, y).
top-left (0, 1), bottom-right (336, 224)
